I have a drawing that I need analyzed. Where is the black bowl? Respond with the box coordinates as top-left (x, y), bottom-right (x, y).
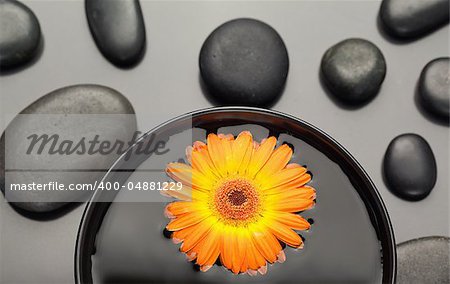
top-left (75, 107), bottom-right (396, 283)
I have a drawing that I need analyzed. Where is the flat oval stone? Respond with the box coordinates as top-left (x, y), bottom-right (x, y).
top-left (380, 0), bottom-right (450, 39)
top-left (418, 57), bottom-right (450, 122)
top-left (383, 133), bottom-right (437, 201)
top-left (86, 0), bottom-right (146, 68)
top-left (0, 85), bottom-right (137, 213)
top-left (321, 38), bottom-right (386, 106)
top-left (397, 236), bottom-right (449, 283)
top-left (199, 18), bottom-right (289, 107)
top-left (0, 0), bottom-right (41, 70)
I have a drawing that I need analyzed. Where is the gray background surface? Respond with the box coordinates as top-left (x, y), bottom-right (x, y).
top-left (0, 0), bottom-right (449, 283)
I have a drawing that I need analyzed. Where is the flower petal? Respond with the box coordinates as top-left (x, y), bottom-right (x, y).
top-left (268, 197), bottom-right (315, 212)
top-left (165, 201), bottom-right (194, 217)
top-left (258, 164), bottom-right (307, 190)
top-left (247, 136), bottom-right (277, 178)
top-left (238, 139), bottom-right (254, 176)
top-left (264, 174), bottom-right (313, 194)
top-left (161, 185), bottom-right (193, 201)
top-left (266, 211), bottom-right (311, 231)
top-left (191, 143), bottom-right (220, 180)
top-left (250, 225), bottom-right (281, 263)
top-left (245, 237), bottom-right (267, 271)
top-left (220, 135), bottom-right (234, 175)
top-left (266, 185), bottom-right (316, 201)
top-left (231, 131), bottom-right (253, 174)
top-left (231, 230), bottom-right (246, 274)
top-left (266, 221), bottom-right (303, 248)
top-left (207, 134), bottom-right (228, 177)
top-left (177, 217), bottom-right (216, 252)
top-left (220, 228), bottom-right (246, 274)
top-left (196, 227), bottom-right (221, 267)
top-left (256, 144), bottom-right (293, 178)
top-left (166, 162), bottom-right (213, 191)
top-left (220, 229), bottom-right (234, 270)
top-left (166, 210), bottom-right (210, 231)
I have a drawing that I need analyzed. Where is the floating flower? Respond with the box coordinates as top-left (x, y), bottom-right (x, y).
top-left (163, 131), bottom-right (315, 275)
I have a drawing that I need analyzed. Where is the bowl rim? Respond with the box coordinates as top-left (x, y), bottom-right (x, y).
top-left (74, 106), bottom-right (397, 284)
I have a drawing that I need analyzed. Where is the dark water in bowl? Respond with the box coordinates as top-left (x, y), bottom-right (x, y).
top-left (91, 123), bottom-right (382, 283)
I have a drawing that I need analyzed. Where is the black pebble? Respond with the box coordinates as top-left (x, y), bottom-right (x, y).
top-left (199, 18), bottom-right (289, 107)
top-left (0, 0), bottom-right (41, 71)
top-left (418, 57), bottom-right (450, 122)
top-left (397, 236), bottom-right (449, 283)
top-left (321, 38), bottom-right (386, 106)
top-left (383, 134), bottom-right (437, 201)
top-left (379, 0), bottom-right (450, 39)
top-left (85, 0), bottom-right (146, 68)
top-left (0, 85), bottom-right (137, 213)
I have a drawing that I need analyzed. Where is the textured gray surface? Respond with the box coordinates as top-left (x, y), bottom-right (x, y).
top-left (0, 0), bottom-right (449, 283)
top-left (397, 236), bottom-right (450, 283)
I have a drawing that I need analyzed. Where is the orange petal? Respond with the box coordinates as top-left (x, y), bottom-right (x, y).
top-left (266, 211), bottom-right (311, 231)
top-left (173, 222), bottom-right (202, 242)
top-left (245, 232), bottom-right (268, 273)
top-left (191, 151), bottom-right (220, 181)
top-left (220, 229), bottom-right (247, 274)
top-left (161, 185), bottom-right (192, 201)
top-left (166, 162), bottom-right (193, 186)
top-left (196, 228), bottom-right (221, 267)
top-left (251, 228), bottom-right (281, 263)
top-left (239, 252), bottom-right (249, 273)
top-left (264, 173), bottom-right (311, 190)
top-left (266, 186), bottom-right (316, 202)
top-left (166, 210), bottom-right (210, 231)
top-left (238, 138), bottom-right (254, 176)
top-left (259, 164), bottom-right (307, 189)
top-left (256, 144), bottom-right (293, 178)
top-left (231, 131), bottom-right (253, 174)
top-left (267, 221), bottom-right (303, 248)
top-left (166, 162), bottom-right (213, 191)
top-left (231, 230), bottom-right (246, 274)
top-left (165, 201), bottom-right (195, 217)
top-left (269, 198), bottom-right (315, 212)
top-left (177, 217), bottom-right (216, 252)
top-left (220, 135), bottom-right (234, 174)
top-left (247, 136), bottom-right (277, 177)
top-left (220, 230), bottom-right (234, 270)
top-left (207, 134), bottom-right (228, 177)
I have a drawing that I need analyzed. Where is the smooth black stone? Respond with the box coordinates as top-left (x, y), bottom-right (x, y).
top-left (418, 57), bottom-right (450, 122)
top-left (0, 85), bottom-right (137, 213)
top-left (321, 38), bottom-right (386, 106)
top-left (199, 18), bottom-right (289, 107)
top-left (380, 0), bottom-right (450, 39)
top-left (86, 0), bottom-right (146, 68)
top-left (0, 0), bottom-right (41, 70)
top-left (383, 134), bottom-right (437, 201)
top-left (397, 236), bottom-right (449, 283)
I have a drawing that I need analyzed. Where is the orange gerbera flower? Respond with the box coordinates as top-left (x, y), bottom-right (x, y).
top-left (163, 131), bottom-right (315, 275)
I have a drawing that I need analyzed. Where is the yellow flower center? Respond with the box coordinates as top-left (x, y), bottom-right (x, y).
top-left (214, 178), bottom-right (260, 222)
